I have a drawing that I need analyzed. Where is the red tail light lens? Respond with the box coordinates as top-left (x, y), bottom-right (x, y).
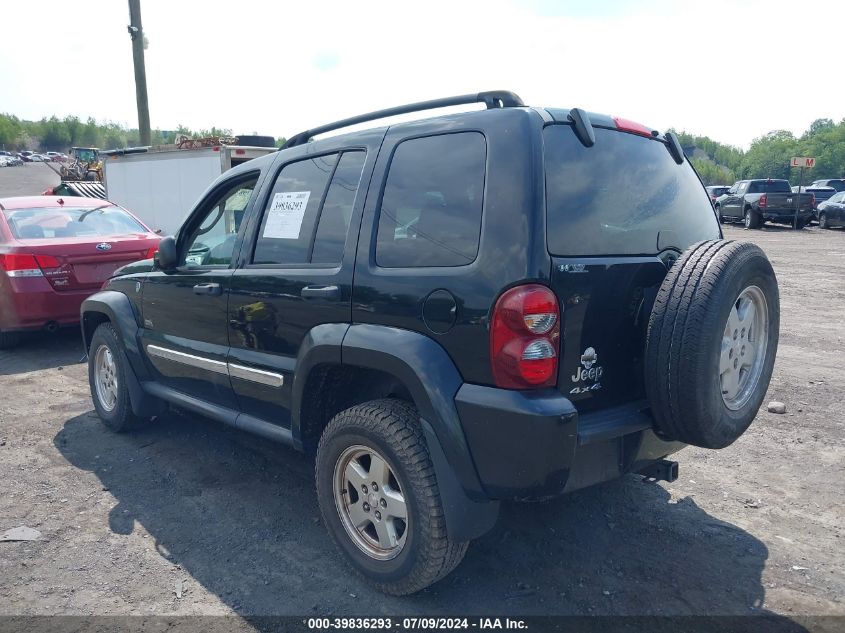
top-left (144, 246), bottom-right (158, 259)
top-left (0, 254), bottom-right (43, 277)
top-left (759, 194), bottom-right (767, 208)
top-left (810, 194), bottom-right (816, 207)
top-left (35, 255), bottom-right (61, 269)
top-left (490, 284), bottom-right (561, 389)
top-left (613, 117), bottom-right (654, 138)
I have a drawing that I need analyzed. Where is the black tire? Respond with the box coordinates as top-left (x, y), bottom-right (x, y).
top-left (316, 399), bottom-right (468, 595)
top-left (645, 240), bottom-right (779, 449)
top-left (744, 208), bottom-right (761, 229)
top-left (796, 218), bottom-right (807, 230)
top-left (88, 322), bottom-right (149, 432)
top-left (234, 134), bottom-right (275, 148)
top-left (819, 212), bottom-right (829, 229)
top-left (0, 330), bottom-right (21, 349)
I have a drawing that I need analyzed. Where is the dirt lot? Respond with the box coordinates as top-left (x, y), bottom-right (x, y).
top-left (0, 166), bottom-right (842, 625)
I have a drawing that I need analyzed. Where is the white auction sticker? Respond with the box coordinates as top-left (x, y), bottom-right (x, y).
top-left (262, 191), bottom-right (311, 239)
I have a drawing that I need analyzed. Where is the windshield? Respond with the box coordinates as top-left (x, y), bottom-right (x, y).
top-left (544, 125), bottom-right (719, 256)
top-left (74, 149), bottom-right (98, 162)
top-left (748, 181), bottom-right (791, 193)
top-left (3, 206), bottom-right (147, 240)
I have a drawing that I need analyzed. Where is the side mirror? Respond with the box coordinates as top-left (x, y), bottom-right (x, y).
top-left (155, 236), bottom-right (178, 271)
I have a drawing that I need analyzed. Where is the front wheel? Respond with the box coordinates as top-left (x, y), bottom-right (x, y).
top-left (88, 323), bottom-right (150, 432)
top-left (316, 399), bottom-right (468, 595)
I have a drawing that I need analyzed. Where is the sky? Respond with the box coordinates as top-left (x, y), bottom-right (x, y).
top-left (1, 0), bottom-right (843, 150)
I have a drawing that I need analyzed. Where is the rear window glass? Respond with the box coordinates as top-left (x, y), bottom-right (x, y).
top-left (376, 132), bottom-right (486, 268)
top-left (3, 206), bottom-right (147, 239)
top-left (544, 126), bottom-right (718, 256)
top-left (748, 181), bottom-right (791, 193)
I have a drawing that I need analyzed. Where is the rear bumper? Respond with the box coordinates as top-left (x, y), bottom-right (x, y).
top-left (0, 275), bottom-right (89, 331)
top-left (456, 384), bottom-right (685, 500)
top-left (762, 210), bottom-right (813, 223)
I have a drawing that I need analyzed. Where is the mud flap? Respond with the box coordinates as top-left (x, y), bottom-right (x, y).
top-left (421, 419), bottom-right (499, 542)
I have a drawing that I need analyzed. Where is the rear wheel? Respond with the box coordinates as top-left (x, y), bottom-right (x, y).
top-left (88, 323), bottom-right (149, 432)
top-left (744, 208), bottom-right (760, 229)
top-left (316, 399), bottom-right (468, 595)
top-left (819, 212), bottom-right (829, 229)
top-left (645, 240), bottom-right (779, 449)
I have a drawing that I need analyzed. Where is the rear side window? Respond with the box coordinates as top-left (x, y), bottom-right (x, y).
top-left (311, 151), bottom-right (366, 264)
top-left (544, 126), bottom-right (719, 256)
top-left (376, 132), bottom-right (486, 268)
top-left (253, 151), bottom-right (367, 265)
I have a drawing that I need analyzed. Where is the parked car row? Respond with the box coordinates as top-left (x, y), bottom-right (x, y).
top-left (0, 154), bottom-right (24, 167)
top-left (713, 179), bottom-right (814, 229)
top-left (709, 178), bottom-right (845, 230)
top-left (0, 150), bottom-right (68, 164)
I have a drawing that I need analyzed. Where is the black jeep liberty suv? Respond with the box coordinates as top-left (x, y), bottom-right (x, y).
top-left (82, 91), bottom-right (780, 595)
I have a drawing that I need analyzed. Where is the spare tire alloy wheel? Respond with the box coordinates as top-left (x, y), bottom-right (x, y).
top-left (334, 445), bottom-right (408, 560)
top-left (720, 286), bottom-right (768, 411)
top-left (645, 240), bottom-right (779, 449)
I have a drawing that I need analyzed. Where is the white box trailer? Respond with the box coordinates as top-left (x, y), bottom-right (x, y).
top-left (102, 145), bottom-right (275, 235)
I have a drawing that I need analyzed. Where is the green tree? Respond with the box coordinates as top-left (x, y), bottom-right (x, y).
top-left (0, 114), bottom-right (21, 149)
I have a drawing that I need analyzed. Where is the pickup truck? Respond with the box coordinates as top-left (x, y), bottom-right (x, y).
top-left (715, 179), bottom-right (814, 229)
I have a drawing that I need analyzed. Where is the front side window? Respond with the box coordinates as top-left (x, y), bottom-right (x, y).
top-left (183, 177), bottom-right (257, 267)
top-left (376, 133), bottom-right (486, 268)
top-left (3, 205), bottom-right (147, 240)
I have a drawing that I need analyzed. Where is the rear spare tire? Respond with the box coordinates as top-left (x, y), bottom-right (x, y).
top-left (645, 240), bottom-right (779, 449)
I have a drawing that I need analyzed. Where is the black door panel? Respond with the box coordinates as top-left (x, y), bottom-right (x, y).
top-left (227, 135), bottom-right (382, 424)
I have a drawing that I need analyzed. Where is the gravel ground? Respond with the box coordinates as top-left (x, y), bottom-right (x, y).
top-left (0, 162), bottom-right (60, 197)
top-left (0, 165), bottom-right (842, 626)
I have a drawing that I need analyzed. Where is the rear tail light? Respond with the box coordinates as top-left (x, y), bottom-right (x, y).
top-left (0, 253), bottom-right (62, 278)
top-left (490, 284), bottom-right (561, 389)
top-left (0, 254), bottom-right (43, 277)
top-left (613, 117), bottom-right (654, 138)
top-left (759, 194), bottom-right (767, 209)
top-left (810, 194), bottom-right (816, 208)
top-left (144, 246), bottom-right (158, 259)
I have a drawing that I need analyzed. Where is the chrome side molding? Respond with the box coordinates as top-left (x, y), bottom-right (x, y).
top-left (146, 344), bottom-right (285, 387)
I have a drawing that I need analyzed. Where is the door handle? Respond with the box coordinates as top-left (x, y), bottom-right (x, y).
top-left (193, 283), bottom-right (222, 296)
top-left (301, 285), bottom-right (340, 301)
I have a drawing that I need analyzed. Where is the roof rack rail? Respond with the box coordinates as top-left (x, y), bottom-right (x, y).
top-left (282, 90), bottom-right (524, 149)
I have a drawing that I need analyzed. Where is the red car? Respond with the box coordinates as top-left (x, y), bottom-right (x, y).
top-left (0, 196), bottom-right (160, 348)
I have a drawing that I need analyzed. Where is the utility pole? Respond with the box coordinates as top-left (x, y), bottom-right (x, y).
top-left (128, 0), bottom-right (151, 145)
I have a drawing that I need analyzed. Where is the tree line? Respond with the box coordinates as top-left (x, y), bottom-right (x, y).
top-left (673, 118), bottom-right (845, 186)
top-left (0, 113), bottom-right (285, 152)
